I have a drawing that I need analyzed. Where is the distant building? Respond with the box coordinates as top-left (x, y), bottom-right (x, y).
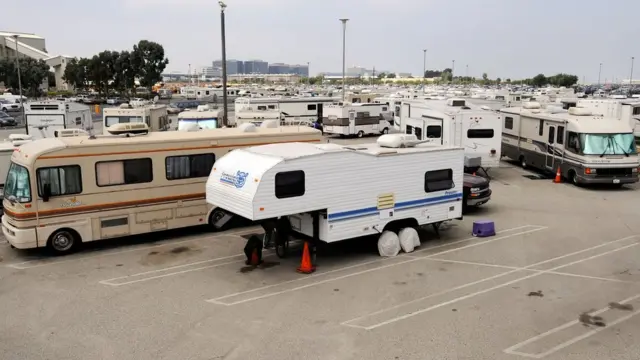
top-left (243, 59), bottom-right (268, 74)
top-left (212, 59), bottom-right (243, 75)
top-left (45, 55), bottom-right (75, 91)
top-left (201, 66), bottom-right (222, 78)
top-left (229, 73), bottom-right (300, 83)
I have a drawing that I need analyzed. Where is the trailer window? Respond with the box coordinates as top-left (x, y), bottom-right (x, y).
top-left (538, 120), bottom-right (544, 136)
top-left (96, 158), bottom-right (153, 186)
top-left (258, 106), bottom-right (267, 110)
top-left (166, 154), bottom-right (215, 180)
top-left (557, 126), bottom-right (565, 145)
top-left (406, 125), bottom-right (414, 135)
top-left (307, 104), bottom-right (317, 111)
top-left (37, 165), bottom-right (82, 197)
top-left (424, 169), bottom-right (454, 193)
top-left (427, 125), bottom-right (442, 138)
top-left (633, 107), bottom-right (640, 115)
top-left (275, 170), bottom-right (305, 199)
top-left (505, 117), bottom-right (514, 129)
top-left (414, 127), bottom-right (423, 140)
top-left (268, 105), bottom-right (276, 109)
top-left (467, 129), bottom-right (494, 138)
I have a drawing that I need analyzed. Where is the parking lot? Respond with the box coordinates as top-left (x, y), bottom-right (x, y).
top-left (1, 157), bottom-right (639, 359)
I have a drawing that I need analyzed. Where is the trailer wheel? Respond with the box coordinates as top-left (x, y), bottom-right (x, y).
top-left (381, 127), bottom-right (389, 134)
top-left (357, 130), bottom-right (364, 138)
top-left (519, 155), bottom-right (527, 169)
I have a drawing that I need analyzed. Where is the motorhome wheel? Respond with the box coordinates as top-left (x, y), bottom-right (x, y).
top-left (48, 229), bottom-right (77, 254)
top-left (357, 131), bottom-right (364, 138)
top-left (381, 128), bottom-right (389, 134)
top-left (519, 156), bottom-right (527, 169)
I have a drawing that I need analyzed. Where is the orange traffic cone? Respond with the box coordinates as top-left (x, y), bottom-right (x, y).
top-left (250, 248), bottom-right (261, 266)
top-left (554, 167), bottom-right (562, 183)
top-left (297, 241), bottom-right (316, 274)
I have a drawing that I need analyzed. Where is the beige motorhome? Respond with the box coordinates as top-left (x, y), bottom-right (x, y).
top-left (2, 124), bottom-right (322, 254)
top-left (102, 104), bottom-right (169, 134)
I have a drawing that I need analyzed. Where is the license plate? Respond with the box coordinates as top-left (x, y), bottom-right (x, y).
top-left (613, 179), bottom-right (620, 184)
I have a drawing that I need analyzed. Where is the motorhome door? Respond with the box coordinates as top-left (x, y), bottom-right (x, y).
top-left (348, 110), bottom-right (356, 134)
top-left (545, 122), bottom-right (556, 170)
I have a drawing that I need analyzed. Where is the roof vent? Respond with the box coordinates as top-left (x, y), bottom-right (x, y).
top-left (377, 134), bottom-right (420, 148)
top-left (260, 120), bottom-right (279, 128)
top-left (522, 101), bottom-right (541, 109)
top-left (196, 105), bottom-right (210, 112)
top-left (568, 107), bottom-right (592, 116)
top-left (447, 98), bottom-right (466, 107)
top-left (238, 123), bottom-right (257, 132)
top-left (8, 134), bottom-right (32, 141)
top-left (55, 129), bottom-right (89, 137)
top-left (119, 103), bottom-right (133, 109)
top-left (107, 122), bottom-right (149, 135)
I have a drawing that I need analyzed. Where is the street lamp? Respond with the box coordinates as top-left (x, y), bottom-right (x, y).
top-left (12, 35), bottom-right (24, 123)
top-left (339, 18), bottom-right (349, 102)
top-left (630, 57), bottom-right (635, 87)
top-left (219, 1), bottom-right (229, 127)
top-left (451, 60), bottom-right (455, 82)
top-left (307, 61), bottom-right (310, 86)
top-left (422, 49), bottom-right (427, 93)
top-left (598, 63), bottom-right (602, 86)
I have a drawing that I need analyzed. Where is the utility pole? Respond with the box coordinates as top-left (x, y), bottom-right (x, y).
top-left (307, 61), bottom-right (310, 86)
top-left (422, 49), bottom-right (427, 93)
top-left (598, 63), bottom-right (602, 86)
top-left (12, 35), bottom-right (24, 124)
top-left (630, 57), bottom-right (635, 87)
top-left (219, 1), bottom-right (229, 127)
top-left (339, 18), bottom-right (349, 102)
top-left (451, 60), bottom-right (455, 82)
top-left (372, 66), bottom-right (375, 86)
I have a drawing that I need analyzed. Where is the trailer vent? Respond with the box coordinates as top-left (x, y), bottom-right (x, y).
top-left (29, 104), bottom-right (60, 110)
top-left (377, 193), bottom-right (395, 210)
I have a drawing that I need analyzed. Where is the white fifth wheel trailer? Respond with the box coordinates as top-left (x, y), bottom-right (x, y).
top-left (500, 103), bottom-right (638, 186)
top-left (322, 103), bottom-right (393, 137)
top-left (399, 98), bottom-right (502, 171)
top-left (234, 97), bottom-right (336, 124)
top-left (206, 134), bottom-right (464, 247)
top-left (24, 101), bottom-right (92, 139)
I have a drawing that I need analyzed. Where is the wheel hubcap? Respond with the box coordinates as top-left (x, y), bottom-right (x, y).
top-left (53, 233), bottom-right (72, 251)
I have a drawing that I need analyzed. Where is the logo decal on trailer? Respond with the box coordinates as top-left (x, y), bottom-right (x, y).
top-left (220, 171), bottom-right (249, 188)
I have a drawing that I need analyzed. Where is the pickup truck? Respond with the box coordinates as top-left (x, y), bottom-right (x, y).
top-left (463, 173), bottom-right (491, 212)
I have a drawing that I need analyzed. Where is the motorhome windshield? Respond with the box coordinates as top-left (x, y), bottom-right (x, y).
top-left (178, 118), bottom-right (218, 130)
top-left (4, 162), bottom-right (31, 203)
top-left (105, 116), bottom-right (145, 127)
top-left (579, 133), bottom-right (637, 155)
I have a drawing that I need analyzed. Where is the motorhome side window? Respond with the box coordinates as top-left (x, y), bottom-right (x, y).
top-left (633, 107), bottom-right (640, 115)
top-left (37, 165), bottom-right (82, 197)
top-left (96, 158), bottom-right (153, 186)
top-left (307, 104), bottom-right (317, 111)
top-left (467, 129), bottom-right (494, 138)
top-left (567, 132), bottom-right (579, 153)
top-left (426, 125), bottom-right (442, 138)
top-left (414, 127), bottom-right (423, 140)
top-left (538, 120), bottom-right (544, 136)
top-left (268, 105), bottom-right (276, 109)
top-left (166, 154), bottom-right (215, 180)
top-left (504, 117), bottom-right (514, 130)
top-left (557, 126), bottom-right (565, 145)
top-left (275, 170), bottom-right (305, 199)
top-left (424, 169), bottom-right (454, 193)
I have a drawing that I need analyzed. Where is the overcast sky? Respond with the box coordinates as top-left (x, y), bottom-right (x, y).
top-left (4, 0), bottom-right (639, 82)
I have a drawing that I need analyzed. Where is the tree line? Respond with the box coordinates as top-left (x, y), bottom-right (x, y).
top-left (0, 57), bottom-right (51, 97)
top-left (63, 40), bottom-right (169, 97)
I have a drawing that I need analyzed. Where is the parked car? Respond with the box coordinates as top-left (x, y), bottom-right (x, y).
top-left (462, 173), bottom-right (491, 212)
top-left (0, 99), bottom-right (20, 112)
top-left (168, 101), bottom-right (200, 114)
top-left (106, 97), bottom-right (122, 105)
top-left (0, 111), bottom-right (17, 127)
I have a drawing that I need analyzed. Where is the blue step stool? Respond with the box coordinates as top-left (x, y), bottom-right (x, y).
top-left (472, 220), bottom-right (496, 237)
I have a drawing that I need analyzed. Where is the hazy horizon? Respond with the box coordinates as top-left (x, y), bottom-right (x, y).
top-left (4, 0), bottom-right (639, 82)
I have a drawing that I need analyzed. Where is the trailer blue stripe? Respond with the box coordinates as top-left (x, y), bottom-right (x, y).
top-left (327, 192), bottom-right (463, 222)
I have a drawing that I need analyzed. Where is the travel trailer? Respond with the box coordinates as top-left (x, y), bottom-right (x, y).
top-left (500, 102), bottom-right (638, 186)
top-left (102, 103), bottom-right (169, 134)
top-left (24, 101), bottom-right (92, 139)
top-left (205, 134), bottom-right (464, 245)
top-left (2, 124), bottom-right (322, 254)
top-left (234, 108), bottom-right (284, 127)
top-left (322, 103), bottom-right (393, 137)
top-left (234, 97), bottom-right (337, 124)
top-left (399, 98), bottom-right (503, 171)
top-left (181, 86), bottom-right (241, 102)
top-left (176, 105), bottom-right (222, 130)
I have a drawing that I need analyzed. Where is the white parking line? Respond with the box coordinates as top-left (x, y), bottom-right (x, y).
top-left (206, 225), bottom-right (546, 306)
top-left (7, 227), bottom-right (263, 270)
top-left (341, 235), bottom-right (639, 330)
top-left (504, 293), bottom-right (640, 359)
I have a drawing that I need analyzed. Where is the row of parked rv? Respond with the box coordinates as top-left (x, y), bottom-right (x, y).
top-left (0, 92), bottom-right (637, 255)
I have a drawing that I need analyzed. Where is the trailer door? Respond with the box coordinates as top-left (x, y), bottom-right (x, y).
top-left (545, 122), bottom-right (556, 171)
top-left (348, 110), bottom-right (356, 134)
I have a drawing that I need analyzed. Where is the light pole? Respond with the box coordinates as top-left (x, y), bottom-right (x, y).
top-left (339, 18), bottom-right (349, 102)
top-left (630, 57), bottom-right (635, 87)
top-left (12, 35), bottom-right (24, 123)
top-left (219, 1), bottom-right (229, 127)
top-left (598, 63), bottom-right (602, 86)
top-left (307, 61), bottom-right (310, 86)
top-left (451, 60), bottom-right (455, 83)
top-left (422, 49), bottom-right (427, 93)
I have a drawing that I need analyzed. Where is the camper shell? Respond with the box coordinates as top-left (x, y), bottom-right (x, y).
top-left (500, 103), bottom-right (639, 185)
top-left (24, 101), bottom-right (92, 139)
top-left (206, 134), bottom-right (465, 243)
top-left (399, 98), bottom-right (503, 171)
top-left (322, 103), bottom-right (393, 137)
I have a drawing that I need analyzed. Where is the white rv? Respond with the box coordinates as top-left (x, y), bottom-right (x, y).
top-left (182, 86), bottom-right (241, 102)
top-left (205, 134), bottom-right (465, 244)
top-left (176, 105), bottom-right (222, 130)
top-left (102, 103), bottom-right (169, 134)
top-left (234, 108), bottom-right (284, 127)
top-left (399, 98), bottom-right (503, 171)
top-left (24, 100), bottom-right (92, 139)
top-left (322, 103), bottom-right (393, 137)
top-left (500, 103), bottom-right (639, 186)
top-left (234, 97), bottom-right (336, 124)
top-left (559, 99), bottom-right (640, 138)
